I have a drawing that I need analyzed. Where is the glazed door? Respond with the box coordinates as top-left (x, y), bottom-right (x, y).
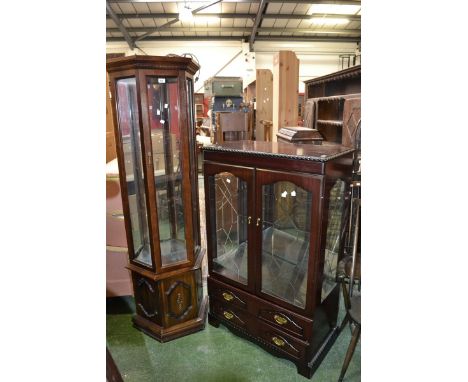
top-left (204, 162), bottom-right (255, 292)
top-left (138, 70), bottom-right (196, 271)
top-left (255, 169), bottom-right (322, 313)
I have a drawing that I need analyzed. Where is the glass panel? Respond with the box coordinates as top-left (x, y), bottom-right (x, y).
top-left (116, 78), bottom-right (152, 266)
top-left (211, 172), bottom-right (248, 284)
top-left (186, 78), bottom-right (200, 249)
top-left (261, 181), bottom-right (311, 308)
top-left (146, 77), bottom-right (187, 266)
top-left (321, 179), bottom-right (346, 301)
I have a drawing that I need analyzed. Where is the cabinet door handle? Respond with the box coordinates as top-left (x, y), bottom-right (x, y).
top-left (256, 218), bottom-right (261, 226)
top-left (248, 216), bottom-right (252, 224)
top-left (223, 311), bottom-right (234, 320)
top-left (274, 314), bottom-right (288, 325)
top-left (272, 336), bottom-right (285, 347)
top-left (222, 292), bottom-right (234, 302)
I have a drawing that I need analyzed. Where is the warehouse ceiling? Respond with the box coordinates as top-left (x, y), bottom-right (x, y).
top-left (106, 0), bottom-right (361, 50)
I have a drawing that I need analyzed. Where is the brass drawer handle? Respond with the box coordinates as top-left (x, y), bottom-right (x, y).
top-left (223, 311), bottom-right (234, 320)
top-left (248, 216), bottom-right (252, 224)
top-left (222, 292), bottom-right (234, 302)
top-left (256, 218), bottom-right (261, 226)
top-left (274, 314), bottom-right (288, 325)
top-left (272, 336), bottom-right (285, 347)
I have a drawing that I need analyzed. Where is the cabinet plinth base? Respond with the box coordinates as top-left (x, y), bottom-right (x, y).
top-left (208, 310), bottom-right (339, 379)
top-left (133, 296), bottom-right (208, 343)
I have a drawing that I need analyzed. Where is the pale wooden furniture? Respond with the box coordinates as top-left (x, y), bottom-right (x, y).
top-left (273, 51), bottom-right (299, 141)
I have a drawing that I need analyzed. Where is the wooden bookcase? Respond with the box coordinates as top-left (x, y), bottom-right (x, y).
top-left (303, 66), bottom-right (361, 146)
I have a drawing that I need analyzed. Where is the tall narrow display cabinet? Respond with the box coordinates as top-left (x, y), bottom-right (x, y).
top-left (203, 141), bottom-right (354, 377)
top-left (107, 55), bottom-right (207, 342)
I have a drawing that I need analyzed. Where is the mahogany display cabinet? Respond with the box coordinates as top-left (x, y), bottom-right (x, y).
top-left (106, 55), bottom-right (207, 342)
top-left (203, 141), bottom-right (354, 378)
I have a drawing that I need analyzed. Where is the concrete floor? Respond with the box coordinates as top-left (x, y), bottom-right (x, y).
top-left (106, 295), bottom-right (360, 382)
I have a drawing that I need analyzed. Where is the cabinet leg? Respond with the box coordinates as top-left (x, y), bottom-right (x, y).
top-left (297, 363), bottom-right (312, 379)
top-left (208, 313), bottom-right (220, 328)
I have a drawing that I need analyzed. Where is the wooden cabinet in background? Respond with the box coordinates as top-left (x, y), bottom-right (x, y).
top-left (303, 66), bottom-right (361, 146)
top-left (203, 141), bottom-right (354, 378)
top-left (304, 65), bottom-right (360, 100)
top-left (255, 69), bottom-right (273, 141)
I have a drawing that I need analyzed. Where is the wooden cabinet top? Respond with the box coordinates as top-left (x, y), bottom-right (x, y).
top-left (106, 54), bottom-right (199, 75)
top-left (203, 140), bottom-right (354, 163)
top-left (303, 65), bottom-right (361, 86)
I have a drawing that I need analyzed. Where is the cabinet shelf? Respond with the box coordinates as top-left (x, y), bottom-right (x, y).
top-left (316, 120), bottom-right (343, 126)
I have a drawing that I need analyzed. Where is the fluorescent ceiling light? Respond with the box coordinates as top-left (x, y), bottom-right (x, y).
top-left (308, 4), bottom-right (361, 15)
top-left (310, 17), bottom-right (350, 26)
top-left (179, 6), bottom-right (194, 22)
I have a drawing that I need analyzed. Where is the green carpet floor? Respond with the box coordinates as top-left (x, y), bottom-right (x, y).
top-left (106, 293), bottom-right (360, 382)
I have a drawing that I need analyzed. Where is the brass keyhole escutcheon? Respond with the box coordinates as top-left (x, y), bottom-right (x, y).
top-left (256, 218), bottom-right (261, 226)
top-left (272, 336), bottom-right (285, 347)
top-left (223, 311), bottom-right (234, 320)
top-left (274, 314), bottom-right (288, 325)
top-left (222, 292), bottom-right (234, 302)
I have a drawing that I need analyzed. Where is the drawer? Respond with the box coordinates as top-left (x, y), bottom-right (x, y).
top-left (212, 81), bottom-right (242, 96)
top-left (208, 277), bottom-right (250, 311)
top-left (257, 322), bottom-right (308, 361)
top-left (255, 299), bottom-right (313, 340)
top-left (210, 298), bottom-right (253, 331)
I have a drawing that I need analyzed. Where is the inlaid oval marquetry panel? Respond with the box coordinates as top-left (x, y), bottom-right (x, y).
top-left (133, 275), bottom-right (160, 324)
top-left (166, 280), bottom-right (192, 320)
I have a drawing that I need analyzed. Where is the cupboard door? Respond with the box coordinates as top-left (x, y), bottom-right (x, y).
top-left (143, 75), bottom-right (189, 267)
top-left (255, 170), bottom-right (322, 311)
top-left (204, 163), bottom-right (255, 291)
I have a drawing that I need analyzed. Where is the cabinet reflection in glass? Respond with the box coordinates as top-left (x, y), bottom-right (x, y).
top-left (212, 172), bottom-right (248, 284)
top-left (261, 181), bottom-right (312, 308)
top-left (116, 77), bottom-right (152, 266)
top-left (321, 179), bottom-right (345, 301)
top-left (147, 77), bottom-right (186, 266)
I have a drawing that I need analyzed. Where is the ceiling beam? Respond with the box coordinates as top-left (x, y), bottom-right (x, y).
top-left (106, 13), bottom-right (360, 22)
top-left (106, 1), bottom-right (135, 49)
top-left (108, 36), bottom-right (248, 42)
top-left (107, 35), bottom-right (360, 43)
top-left (108, 0), bottom-right (360, 4)
top-left (134, 0), bottom-right (223, 42)
top-left (254, 35), bottom-right (360, 41)
top-left (249, 0), bottom-right (268, 51)
top-left (108, 27), bottom-right (361, 35)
